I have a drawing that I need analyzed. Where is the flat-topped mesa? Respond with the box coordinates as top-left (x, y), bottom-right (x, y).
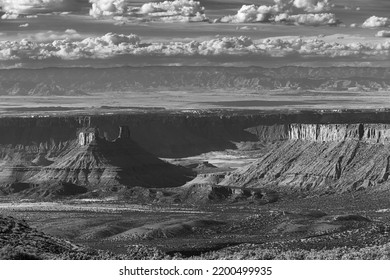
top-left (288, 123), bottom-right (390, 144)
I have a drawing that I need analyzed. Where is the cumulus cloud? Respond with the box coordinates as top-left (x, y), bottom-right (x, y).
top-left (0, 0), bottom-right (65, 14)
top-left (293, 0), bottom-right (331, 13)
top-left (219, 5), bottom-right (279, 23)
top-left (218, 0), bottom-right (335, 25)
top-left (89, 0), bottom-right (126, 17)
top-left (362, 16), bottom-right (390, 28)
top-left (26, 29), bottom-right (82, 42)
top-left (1, 12), bottom-right (19, 19)
top-left (0, 33), bottom-right (140, 61)
top-left (89, 0), bottom-right (207, 22)
top-left (275, 12), bottom-right (337, 25)
top-left (1, 32), bottom-right (390, 62)
top-left (0, 0), bottom-right (80, 18)
top-left (376, 30), bottom-right (390, 38)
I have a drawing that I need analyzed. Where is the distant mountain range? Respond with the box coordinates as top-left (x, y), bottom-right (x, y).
top-left (1, 66), bottom-right (390, 96)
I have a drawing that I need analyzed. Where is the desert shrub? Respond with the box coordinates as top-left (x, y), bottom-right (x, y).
top-left (125, 245), bottom-right (170, 260)
top-left (190, 243), bottom-right (390, 260)
top-left (0, 245), bottom-right (41, 260)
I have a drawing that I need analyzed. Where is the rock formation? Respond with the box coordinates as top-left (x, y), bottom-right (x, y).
top-left (248, 123), bottom-right (390, 144)
top-left (287, 123), bottom-right (390, 144)
top-left (222, 123), bottom-right (390, 193)
top-left (0, 125), bottom-right (194, 197)
top-left (2, 111), bottom-right (390, 197)
top-left (26, 125), bottom-right (194, 189)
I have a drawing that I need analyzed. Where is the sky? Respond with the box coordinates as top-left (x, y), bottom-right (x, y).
top-left (0, 0), bottom-right (390, 68)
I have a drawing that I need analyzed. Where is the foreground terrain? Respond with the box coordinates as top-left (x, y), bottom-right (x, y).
top-left (1, 194), bottom-right (390, 260)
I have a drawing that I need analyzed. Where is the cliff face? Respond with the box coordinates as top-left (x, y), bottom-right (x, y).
top-left (288, 123), bottom-right (390, 144)
top-left (246, 123), bottom-right (390, 144)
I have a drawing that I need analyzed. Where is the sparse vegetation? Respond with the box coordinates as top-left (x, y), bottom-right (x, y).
top-left (0, 245), bottom-right (41, 260)
top-left (193, 243), bottom-right (390, 260)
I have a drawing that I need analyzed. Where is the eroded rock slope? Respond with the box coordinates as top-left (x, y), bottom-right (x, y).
top-left (222, 123), bottom-right (390, 193)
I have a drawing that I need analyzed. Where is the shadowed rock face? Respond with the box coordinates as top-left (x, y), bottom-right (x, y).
top-left (2, 110), bottom-right (390, 158)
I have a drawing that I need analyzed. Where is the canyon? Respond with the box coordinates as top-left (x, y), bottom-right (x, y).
top-left (2, 109), bottom-right (390, 260)
top-left (1, 109), bottom-right (390, 199)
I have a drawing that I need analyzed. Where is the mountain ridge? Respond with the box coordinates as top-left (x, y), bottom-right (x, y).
top-left (1, 66), bottom-right (390, 96)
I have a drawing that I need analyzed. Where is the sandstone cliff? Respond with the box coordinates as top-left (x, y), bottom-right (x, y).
top-left (288, 123), bottom-right (390, 144)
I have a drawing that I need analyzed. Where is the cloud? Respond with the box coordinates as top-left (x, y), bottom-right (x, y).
top-left (0, 0), bottom-right (80, 18)
top-left (219, 5), bottom-right (279, 23)
top-left (89, 0), bottom-right (126, 17)
top-left (25, 29), bottom-right (82, 42)
top-left (19, 23), bottom-right (29, 27)
top-left (0, 0), bottom-right (65, 14)
top-left (1, 12), bottom-right (19, 19)
top-left (1, 33), bottom-right (390, 62)
top-left (218, 0), bottom-right (335, 25)
top-left (293, 0), bottom-right (331, 13)
top-left (376, 30), bottom-right (390, 38)
top-left (89, 0), bottom-right (207, 22)
top-left (275, 12), bottom-right (337, 25)
top-left (0, 32), bottom-right (141, 61)
top-left (362, 16), bottom-right (390, 28)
